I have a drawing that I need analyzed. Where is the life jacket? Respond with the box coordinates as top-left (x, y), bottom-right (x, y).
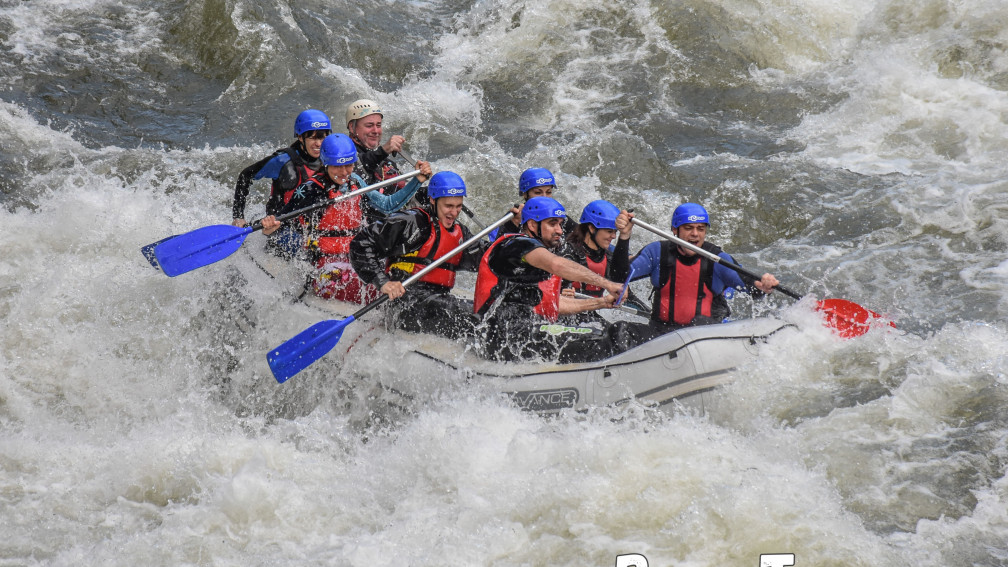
top-left (474, 234), bottom-right (562, 322)
top-left (652, 240), bottom-right (728, 326)
top-left (309, 176), bottom-right (364, 256)
top-left (266, 147), bottom-right (319, 214)
top-left (387, 208), bottom-right (464, 289)
top-left (570, 246), bottom-right (608, 297)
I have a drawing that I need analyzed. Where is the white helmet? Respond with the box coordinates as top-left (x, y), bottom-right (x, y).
top-left (345, 99), bottom-right (382, 126)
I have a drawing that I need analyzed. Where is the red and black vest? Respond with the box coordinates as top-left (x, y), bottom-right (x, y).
top-left (474, 234), bottom-right (561, 322)
top-left (309, 176), bottom-right (364, 256)
top-left (273, 148), bottom-right (320, 210)
top-left (387, 209), bottom-right (464, 289)
top-left (652, 240), bottom-right (728, 326)
top-left (570, 249), bottom-right (607, 296)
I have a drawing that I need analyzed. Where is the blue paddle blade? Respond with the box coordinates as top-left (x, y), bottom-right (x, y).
top-left (616, 266), bottom-right (635, 305)
top-left (153, 224), bottom-right (253, 277)
top-left (268, 316), bottom-right (356, 383)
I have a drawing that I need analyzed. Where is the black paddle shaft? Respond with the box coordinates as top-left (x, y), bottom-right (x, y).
top-left (631, 218), bottom-right (803, 300)
top-left (248, 170), bottom-right (421, 232)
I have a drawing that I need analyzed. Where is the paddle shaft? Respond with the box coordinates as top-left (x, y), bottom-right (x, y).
top-left (249, 169), bottom-right (421, 232)
top-left (573, 292), bottom-right (647, 317)
top-left (396, 149), bottom-right (487, 230)
top-left (350, 210), bottom-right (517, 321)
top-left (631, 218), bottom-right (803, 300)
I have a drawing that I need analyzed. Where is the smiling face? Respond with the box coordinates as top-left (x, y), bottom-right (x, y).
top-left (300, 129), bottom-right (328, 159)
top-left (586, 227), bottom-right (617, 251)
top-left (673, 222), bottom-right (707, 256)
top-left (348, 114), bottom-right (383, 150)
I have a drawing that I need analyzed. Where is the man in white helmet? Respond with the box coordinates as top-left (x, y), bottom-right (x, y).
top-left (344, 99), bottom-right (418, 208)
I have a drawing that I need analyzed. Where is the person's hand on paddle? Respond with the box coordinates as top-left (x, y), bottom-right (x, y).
top-left (383, 135), bottom-right (405, 156)
top-left (561, 286), bottom-right (576, 298)
top-left (414, 160), bottom-right (433, 183)
top-left (615, 210), bottom-right (634, 240)
top-left (753, 273), bottom-right (779, 294)
top-left (261, 215), bottom-right (282, 236)
top-left (380, 280), bottom-right (406, 300)
top-left (233, 218), bottom-right (246, 228)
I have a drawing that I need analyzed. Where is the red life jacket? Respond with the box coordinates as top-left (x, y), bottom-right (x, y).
top-left (474, 234), bottom-right (561, 322)
top-left (387, 208), bottom-right (464, 288)
top-left (311, 177), bottom-right (364, 256)
top-left (570, 249), bottom-right (607, 296)
top-left (652, 240), bottom-right (720, 326)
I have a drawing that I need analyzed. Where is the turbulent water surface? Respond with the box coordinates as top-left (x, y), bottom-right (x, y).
top-left (2, 0), bottom-right (1007, 565)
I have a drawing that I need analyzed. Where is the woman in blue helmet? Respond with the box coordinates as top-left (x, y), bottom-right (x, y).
top-left (261, 133), bottom-right (431, 303)
top-left (612, 203), bottom-right (779, 331)
top-left (231, 109), bottom-right (331, 228)
top-left (349, 171), bottom-right (486, 339)
top-left (561, 199), bottom-right (634, 297)
top-left (473, 197), bottom-right (630, 363)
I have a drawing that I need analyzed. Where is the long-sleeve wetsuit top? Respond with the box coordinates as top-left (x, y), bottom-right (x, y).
top-left (232, 142), bottom-right (321, 219)
top-left (350, 207), bottom-right (485, 289)
top-left (614, 240), bottom-right (759, 298)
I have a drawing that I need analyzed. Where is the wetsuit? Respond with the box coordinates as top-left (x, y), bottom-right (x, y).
top-left (232, 142), bottom-right (321, 220)
top-left (350, 207), bottom-right (486, 340)
top-left (473, 234), bottom-right (629, 363)
top-left (614, 239), bottom-right (763, 333)
top-left (277, 170), bottom-right (422, 303)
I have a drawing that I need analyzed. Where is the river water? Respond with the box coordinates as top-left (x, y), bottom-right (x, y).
top-left (2, 0), bottom-right (1007, 565)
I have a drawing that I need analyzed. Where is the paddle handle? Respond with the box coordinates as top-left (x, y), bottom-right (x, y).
top-left (631, 218), bottom-right (804, 300)
top-left (247, 170), bottom-right (422, 232)
top-left (397, 149), bottom-right (489, 231)
top-left (350, 210), bottom-right (517, 320)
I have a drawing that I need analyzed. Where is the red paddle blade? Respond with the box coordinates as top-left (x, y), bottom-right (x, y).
top-left (815, 298), bottom-right (896, 338)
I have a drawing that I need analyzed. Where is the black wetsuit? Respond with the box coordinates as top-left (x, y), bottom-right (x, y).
top-left (232, 142), bottom-right (321, 220)
top-left (350, 207), bottom-right (486, 340)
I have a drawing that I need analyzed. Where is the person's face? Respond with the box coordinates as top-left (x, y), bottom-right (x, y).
top-left (327, 163), bottom-right (354, 186)
top-left (673, 222), bottom-right (707, 256)
top-left (586, 227), bottom-right (617, 250)
top-left (349, 115), bottom-right (383, 149)
top-left (525, 185), bottom-right (554, 199)
top-left (532, 217), bottom-right (565, 248)
top-left (436, 196), bottom-right (464, 229)
top-left (300, 129), bottom-right (329, 159)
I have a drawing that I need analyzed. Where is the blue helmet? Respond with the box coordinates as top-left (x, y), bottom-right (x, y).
top-left (319, 133), bottom-right (357, 166)
top-left (518, 167), bottom-right (555, 194)
top-left (579, 199), bottom-right (619, 230)
top-left (522, 196), bottom-right (567, 224)
top-left (294, 109), bottom-right (332, 136)
top-left (671, 203), bottom-right (710, 229)
top-left (428, 171), bottom-right (467, 199)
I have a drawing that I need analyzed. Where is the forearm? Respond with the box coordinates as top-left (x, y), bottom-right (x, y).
top-left (365, 177), bottom-right (421, 213)
top-left (557, 294), bottom-right (609, 315)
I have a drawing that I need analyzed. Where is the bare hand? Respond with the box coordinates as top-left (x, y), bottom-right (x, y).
top-left (416, 160), bottom-right (432, 183)
top-left (615, 210), bottom-right (634, 239)
top-left (383, 135), bottom-right (405, 155)
top-left (381, 281), bottom-right (406, 300)
top-left (754, 273), bottom-right (779, 294)
top-left (561, 287), bottom-right (575, 297)
top-left (232, 218), bottom-right (246, 228)
top-left (261, 216), bottom-right (281, 236)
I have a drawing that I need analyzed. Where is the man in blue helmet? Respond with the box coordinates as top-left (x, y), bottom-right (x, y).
top-left (349, 171), bottom-right (486, 339)
top-left (612, 202), bottom-right (779, 331)
top-left (492, 167), bottom-right (578, 239)
top-left (261, 133), bottom-right (431, 303)
top-left (231, 109), bottom-right (331, 228)
top-left (473, 197), bottom-right (630, 363)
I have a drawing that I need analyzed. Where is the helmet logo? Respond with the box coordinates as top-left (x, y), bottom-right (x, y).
top-left (333, 156), bottom-right (354, 165)
top-left (537, 177), bottom-right (552, 185)
top-left (442, 187), bottom-right (465, 195)
top-left (687, 214), bottom-right (705, 222)
top-left (552, 209), bottom-right (565, 216)
top-left (311, 121), bottom-right (328, 128)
